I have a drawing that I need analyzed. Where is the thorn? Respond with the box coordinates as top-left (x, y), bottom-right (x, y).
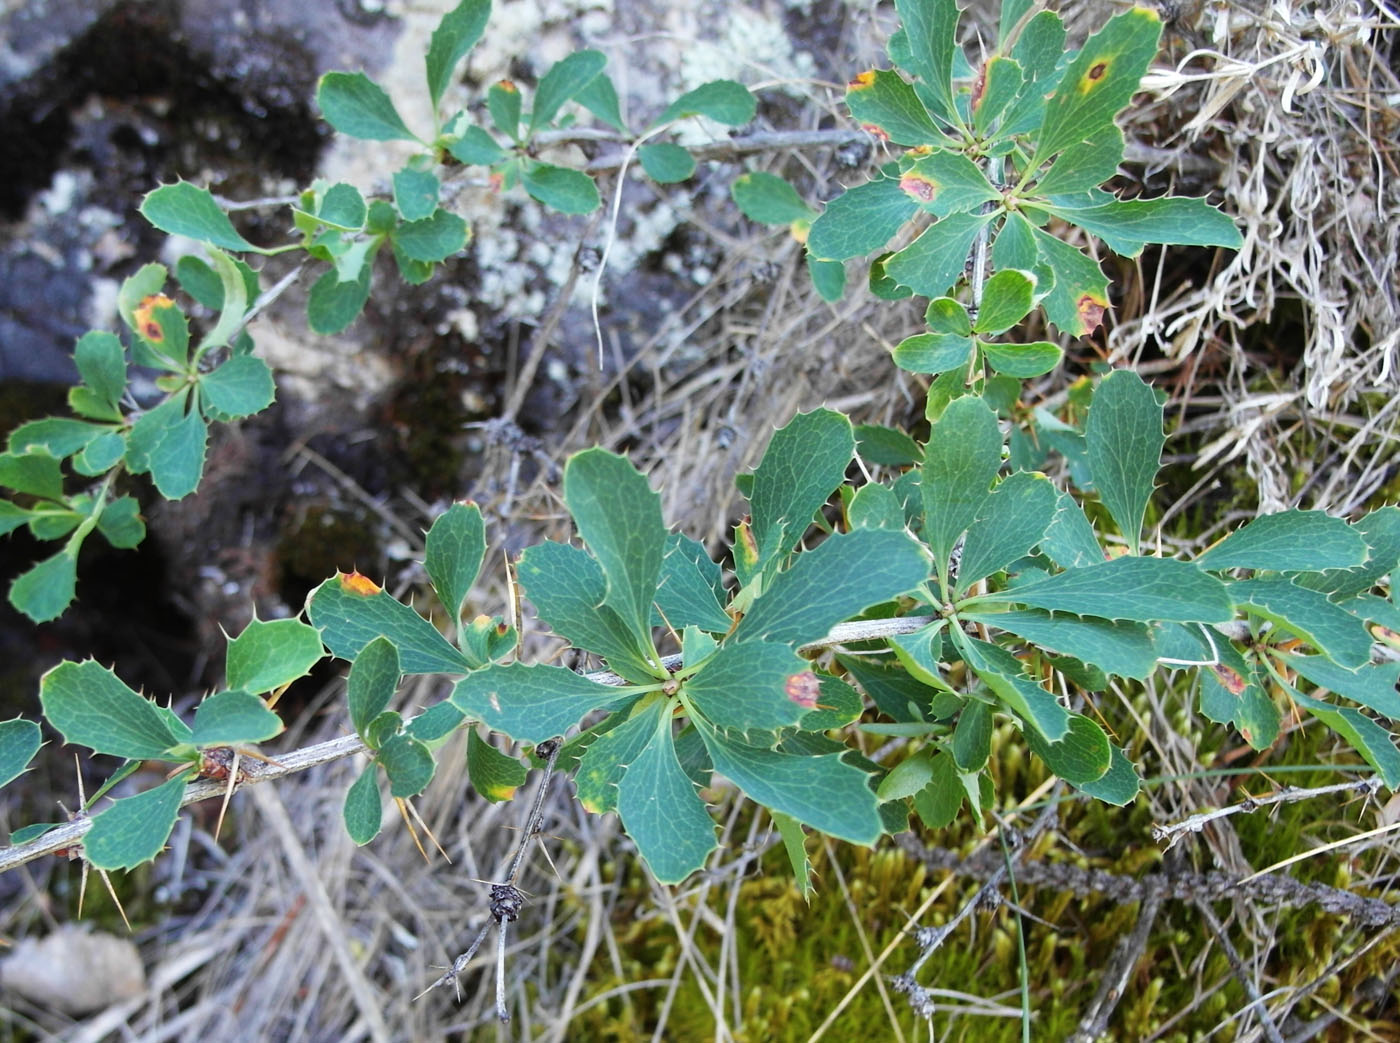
top-left (403, 798), bottom-right (451, 863)
top-left (98, 869), bottom-right (132, 932)
top-left (395, 797), bottom-right (431, 863)
top-left (213, 749), bottom-right (240, 843)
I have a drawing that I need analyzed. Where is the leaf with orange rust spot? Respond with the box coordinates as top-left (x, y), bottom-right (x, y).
top-left (971, 56), bottom-right (1023, 132)
top-left (845, 68), bottom-right (943, 146)
top-left (1198, 643), bottom-right (1280, 751)
top-left (1028, 224), bottom-right (1109, 336)
top-left (341, 571), bottom-right (382, 596)
top-left (682, 642), bottom-right (809, 737)
top-left (308, 574), bottom-right (472, 675)
top-left (784, 671), bottom-right (821, 709)
top-left (901, 153), bottom-right (999, 217)
top-left (1077, 292), bottom-right (1108, 333)
top-left (1033, 7), bottom-right (1162, 166)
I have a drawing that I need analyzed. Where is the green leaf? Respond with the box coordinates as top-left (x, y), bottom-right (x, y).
top-left (855, 424), bottom-right (922, 467)
top-left (378, 733), bottom-right (435, 797)
top-left (393, 209), bottom-right (469, 262)
top-left (996, 556), bottom-right (1234, 623)
top-left (450, 662), bottom-right (630, 744)
top-left (139, 181), bottom-right (255, 251)
top-left (1198, 510), bottom-right (1368, 573)
top-left (955, 632), bottom-right (1071, 741)
top-left (0, 718), bottom-right (42, 789)
top-left (467, 728), bottom-right (528, 802)
top-left (307, 572), bottom-right (472, 674)
top-left (530, 50), bottom-right (607, 132)
top-left (888, 622), bottom-right (948, 688)
top-left (1289, 691), bottom-right (1400, 788)
top-left (1296, 507), bottom-right (1400, 597)
top-left (898, 152), bottom-right (1000, 216)
top-left (521, 161), bottom-right (601, 214)
top-left (343, 764), bottom-right (383, 845)
top-left (1044, 196), bottom-right (1242, 257)
top-left (564, 448), bottom-right (667, 653)
top-left (731, 172), bottom-right (814, 224)
top-left (1230, 578), bottom-right (1374, 669)
top-left (981, 340), bottom-right (1063, 377)
top-left (1031, 224), bottom-right (1108, 336)
top-left (1084, 369), bottom-right (1163, 554)
top-left (771, 811), bottom-right (815, 898)
top-left (952, 699), bottom-right (993, 771)
top-left (748, 409), bottom-right (854, 575)
top-left (894, 0), bottom-right (960, 120)
top-left (1043, 491), bottom-right (1107, 569)
top-left (1033, 7), bottom-right (1162, 165)
top-left (517, 541), bottom-right (659, 681)
top-left (732, 530), bottom-right (929, 646)
top-left (576, 704), bottom-right (662, 814)
top-left (1023, 712), bottom-right (1112, 785)
top-left (74, 331), bottom-right (126, 410)
top-left (318, 183), bottom-right (368, 229)
top-left (807, 177), bottom-right (917, 261)
top-left (39, 660), bottom-right (179, 759)
top-left (366, 711), bottom-right (403, 750)
top-left (655, 532), bottom-right (731, 634)
top-left (488, 80), bottom-right (522, 139)
top-left (448, 125), bottom-right (509, 165)
top-left (0, 502), bottom-right (29, 539)
top-left (658, 80), bottom-right (756, 126)
top-left (974, 269), bottom-right (1036, 335)
top-left (849, 483), bottom-right (906, 531)
top-left (1278, 652), bottom-right (1400, 717)
top-left (638, 142), bottom-right (696, 183)
top-left (682, 642), bottom-right (809, 735)
top-left (0, 450), bottom-right (63, 500)
top-left (1072, 744), bottom-right (1140, 805)
top-left (877, 749), bottom-right (934, 802)
top-left (73, 432), bottom-right (127, 475)
top-left (921, 394), bottom-right (1001, 582)
top-left (957, 470), bottom-right (1059, 589)
top-left (619, 707), bottom-right (718, 884)
top-left (425, 0), bottom-right (491, 110)
top-left (963, 608), bottom-right (1157, 680)
top-left (348, 636), bottom-right (402, 738)
top-left (912, 752), bottom-right (965, 828)
top-left (576, 71), bottom-right (627, 131)
top-left (145, 405), bottom-right (207, 501)
top-left (696, 718), bottom-right (882, 843)
top-left (1035, 125), bottom-right (1125, 196)
top-left (225, 618), bottom-right (324, 695)
top-left (393, 167), bottom-right (440, 221)
top-left (199, 355), bottom-right (275, 420)
top-left (405, 700), bottom-right (465, 741)
top-left (307, 262), bottom-right (373, 334)
top-left (972, 56), bottom-right (1024, 130)
top-left (317, 71), bottom-right (419, 142)
top-left (883, 212), bottom-right (993, 298)
top-left (84, 775), bottom-right (187, 871)
top-left (189, 690), bottom-right (283, 746)
top-left (424, 502), bottom-right (487, 622)
top-left (10, 550), bottom-right (78, 624)
top-left (846, 69), bottom-right (943, 145)
top-left (807, 256), bottom-right (846, 301)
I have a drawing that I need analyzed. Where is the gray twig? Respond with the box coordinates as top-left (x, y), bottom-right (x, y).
top-left (1152, 777), bottom-right (1381, 847)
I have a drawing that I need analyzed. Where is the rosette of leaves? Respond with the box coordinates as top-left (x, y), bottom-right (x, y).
top-left (746, 0), bottom-right (1241, 366)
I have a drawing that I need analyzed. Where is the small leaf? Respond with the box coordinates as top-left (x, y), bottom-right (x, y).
top-left (807, 177), bottom-right (918, 261)
top-left (343, 764), bottom-right (383, 845)
top-left (952, 699), bottom-right (992, 771)
top-left (7, 419), bottom-right (105, 460)
top-left (912, 752), bottom-right (964, 828)
top-left (307, 262), bottom-right (373, 334)
top-left (84, 775), bottom-right (187, 870)
top-left (921, 394), bottom-right (1001, 583)
top-left (189, 690), bottom-right (284, 746)
top-left (348, 636), bottom-right (402, 738)
top-left (405, 700), bottom-right (465, 742)
top-left (393, 167), bottom-right (440, 222)
top-left (318, 183), bottom-right (368, 229)
top-left (996, 556), bottom-right (1234, 623)
top-left (845, 69), bottom-right (943, 145)
top-left (855, 424), bottom-right (922, 467)
top-left (1072, 744), bottom-right (1140, 805)
top-left (973, 269), bottom-right (1036, 335)
top-left (957, 470), bottom-right (1059, 590)
top-left (393, 209), bottom-right (469, 262)
top-left (576, 71), bottom-right (627, 131)
top-left (731, 172), bottom-right (814, 224)
top-left (771, 811), bottom-right (815, 899)
top-left (564, 448), bottom-right (667, 654)
top-left (877, 750), bottom-right (934, 802)
top-left (74, 331), bottom-right (127, 410)
top-left (682, 641), bottom-right (808, 735)
top-left (425, 0), bottom-right (491, 110)
top-left (0, 450), bottom-right (63, 500)
top-left (1198, 510), bottom-right (1368, 573)
top-left (658, 80), bottom-right (755, 126)
top-left (448, 125), bottom-right (509, 165)
top-left (1023, 713), bottom-right (1112, 785)
top-left (892, 332), bottom-right (973, 375)
top-left (883, 212), bottom-right (993, 298)
top-left (488, 80), bottom-right (522, 139)
top-left (73, 432), bottom-right (127, 475)
top-left (638, 142), bottom-right (696, 183)
top-left (199, 355), bottom-right (275, 420)
top-left (981, 340), bottom-right (1063, 377)
top-left (10, 550), bottom-right (78, 624)
top-left (467, 729), bottom-right (528, 802)
top-left (225, 618), bottom-right (324, 696)
top-left (733, 530), bottom-right (929, 646)
top-left (619, 708), bottom-right (718, 884)
top-left (1084, 369), bottom-right (1163, 555)
top-left (378, 733), bottom-right (435, 797)
top-left (425, 501), bottom-right (487, 622)
top-left (530, 49), bottom-right (607, 132)
top-left (39, 660), bottom-right (179, 759)
top-left (1044, 196), bottom-right (1243, 257)
top-left (807, 256), bottom-right (846, 301)
top-left (521, 161), bottom-right (601, 214)
top-left (972, 56), bottom-right (1024, 130)
top-left (317, 71), bottom-right (419, 142)
top-left (747, 409), bottom-right (854, 577)
top-left (1278, 651), bottom-right (1400, 717)
top-left (0, 719), bottom-right (42, 790)
top-left (450, 662), bottom-right (630, 745)
top-left (1230, 578), bottom-right (1374, 669)
top-left (139, 181), bottom-right (255, 252)
top-left (307, 572), bottom-right (473, 674)
top-left (956, 632), bottom-right (1070, 741)
top-left (576, 704), bottom-right (662, 814)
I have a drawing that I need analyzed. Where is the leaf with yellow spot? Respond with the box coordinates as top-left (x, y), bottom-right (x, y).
top-left (898, 152), bottom-right (1000, 218)
top-left (1033, 7), bottom-right (1162, 167)
top-left (845, 68), bottom-right (944, 146)
top-left (466, 728), bottom-right (527, 803)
